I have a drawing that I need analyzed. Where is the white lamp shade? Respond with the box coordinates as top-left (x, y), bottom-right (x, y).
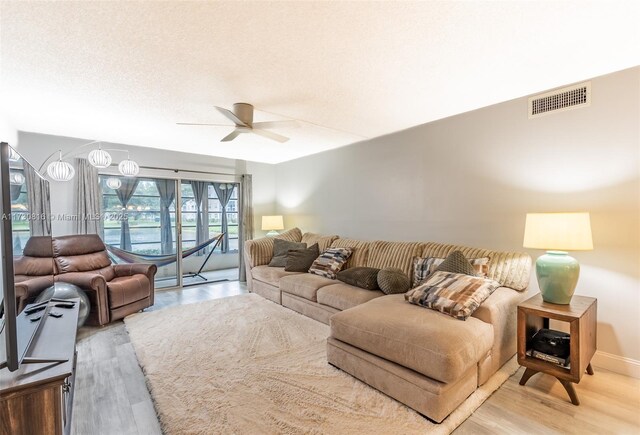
top-left (523, 212), bottom-right (593, 251)
top-left (106, 177), bottom-right (122, 189)
top-left (47, 160), bottom-right (75, 181)
top-left (88, 148), bottom-right (112, 168)
top-left (9, 171), bottom-right (25, 185)
top-left (262, 215), bottom-right (284, 231)
top-left (118, 159), bottom-right (139, 177)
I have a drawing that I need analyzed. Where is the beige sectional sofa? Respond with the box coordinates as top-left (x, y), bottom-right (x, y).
top-left (244, 228), bottom-right (531, 423)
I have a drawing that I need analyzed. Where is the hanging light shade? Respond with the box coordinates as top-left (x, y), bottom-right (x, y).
top-left (8, 147), bottom-right (20, 162)
top-left (118, 155), bottom-right (139, 177)
top-left (9, 171), bottom-right (25, 185)
top-left (106, 177), bottom-right (122, 189)
top-left (47, 151), bottom-right (75, 181)
top-left (88, 144), bottom-right (112, 168)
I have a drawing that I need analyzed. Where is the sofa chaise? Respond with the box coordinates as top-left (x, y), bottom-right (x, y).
top-left (244, 228), bottom-right (531, 422)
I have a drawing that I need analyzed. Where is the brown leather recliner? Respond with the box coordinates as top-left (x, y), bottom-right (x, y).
top-left (52, 234), bottom-right (157, 326)
top-left (13, 236), bottom-right (55, 313)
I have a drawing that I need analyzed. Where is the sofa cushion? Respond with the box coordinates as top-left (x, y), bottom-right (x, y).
top-left (337, 267), bottom-right (379, 290)
top-left (301, 232), bottom-right (339, 252)
top-left (308, 248), bottom-right (353, 279)
top-left (280, 273), bottom-right (336, 302)
top-left (268, 239), bottom-right (307, 267)
top-left (330, 294), bottom-right (493, 383)
top-left (421, 242), bottom-right (531, 291)
top-left (251, 265), bottom-right (303, 287)
top-left (405, 271), bottom-right (500, 320)
top-left (330, 238), bottom-right (372, 269)
top-left (366, 241), bottom-right (425, 276)
top-left (317, 283), bottom-right (385, 311)
top-left (107, 274), bottom-right (150, 309)
top-left (244, 228), bottom-right (304, 268)
top-left (377, 267), bottom-right (411, 294)
top-left (284, 243), bottom-right (320, 272)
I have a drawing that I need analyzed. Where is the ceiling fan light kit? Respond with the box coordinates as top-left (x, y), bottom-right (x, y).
top-left (178, 102), bottom-right (292, 143)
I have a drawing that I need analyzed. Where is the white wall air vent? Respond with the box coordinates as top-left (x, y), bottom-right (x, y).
top-left (528, 81), bottom-right (591, 119)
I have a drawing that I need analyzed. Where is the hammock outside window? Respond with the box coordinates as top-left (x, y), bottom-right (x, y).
top-left (106, 233), bottom-right (225, 268)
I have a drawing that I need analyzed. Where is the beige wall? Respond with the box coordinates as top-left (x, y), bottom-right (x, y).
top-left (275, 67), bottom-right (640, 375)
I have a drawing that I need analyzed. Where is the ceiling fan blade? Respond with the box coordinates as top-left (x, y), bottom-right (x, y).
top-left (220, 129), bottom-right (242, 142)
top-left (252, 120), bottom-right (299, 129)
top-left (215, 106), bottom-right (248, 127)
top-left (176, 122), bottom-right (231, 126)
top-left (252, 129), bottom-right (289, 143)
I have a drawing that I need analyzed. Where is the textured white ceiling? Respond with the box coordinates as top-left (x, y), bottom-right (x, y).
top-left (1, 1), bottom-right (638, 164)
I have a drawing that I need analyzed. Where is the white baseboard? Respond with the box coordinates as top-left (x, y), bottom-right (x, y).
top-left (591, 351), bottom-right (640, 379)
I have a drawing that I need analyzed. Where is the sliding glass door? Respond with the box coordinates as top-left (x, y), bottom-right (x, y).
top-left (180, 180), bottom-right (239, 285)
top-left (100, 176), bottom-right (180, 289)
top-left (99, 174), bottom-right (240, 289)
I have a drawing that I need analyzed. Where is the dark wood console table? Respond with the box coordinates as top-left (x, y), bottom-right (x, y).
top-left (0, 299), bottom-right (79, 435)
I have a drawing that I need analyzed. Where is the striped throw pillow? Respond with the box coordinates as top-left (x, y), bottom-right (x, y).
top-left (405, 271), bottom-right (500, 320)
top-left (308, 248), bottom-right (353, 279)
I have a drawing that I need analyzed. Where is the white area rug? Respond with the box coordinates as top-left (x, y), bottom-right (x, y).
top-left (125, 293), bottom-right (518, 434)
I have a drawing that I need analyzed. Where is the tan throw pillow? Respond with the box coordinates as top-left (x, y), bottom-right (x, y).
top-left (405, 271), bottom-right (500, 320)
top-left (284, 243), bottom-right (320, 272)
top-left (337, 267), bottom-right (380, 290)
top-left (269, 239), bottom-right (306, 267)
top-left (377, 267), bottom-right (411, 295)
top-left (412, 255), bottom-right (489, 287)
top-left (308, 248), bottom-right (353, 279)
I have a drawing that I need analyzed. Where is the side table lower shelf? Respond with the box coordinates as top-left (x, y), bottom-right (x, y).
top-left (517, 293), bottom-right (597, 405)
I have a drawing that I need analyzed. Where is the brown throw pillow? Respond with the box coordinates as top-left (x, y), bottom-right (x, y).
top-left (435, 250), bottom-right (478, 276)
top-left (269, 239), bottom-right (306, 267)
top-left (337, 267), bottom-right (380, 290)
top-left (377, 267), bottom-right (411, 295)
top-left (284, 243), bottom-right (320, 272)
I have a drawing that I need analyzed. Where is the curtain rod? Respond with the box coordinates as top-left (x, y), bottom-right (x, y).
top-left (136, 164), bottom-right (237, 176)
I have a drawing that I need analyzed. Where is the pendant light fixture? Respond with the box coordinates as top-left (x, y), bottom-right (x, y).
top-left (9, 171), bottom-right (25, 185)
top-left (118, 152), bottom-right (139, 177)
top-left (106, 177), bottom-right (122, 189)
top-left (47, 150), bottom-right (75, 181)
top-left (87, 143), bottom-right (112, 168)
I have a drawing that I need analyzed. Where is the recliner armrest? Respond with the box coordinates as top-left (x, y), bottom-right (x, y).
top-left (55, 271), bottom-right (110, 325)
top-left (56, 272), bottom-right (107, 291)
top-left (113, 263), bottom-right (158, 279)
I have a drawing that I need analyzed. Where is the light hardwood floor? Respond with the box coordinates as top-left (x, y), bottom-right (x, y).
top-left (71, 282), bottom-right (640, 435)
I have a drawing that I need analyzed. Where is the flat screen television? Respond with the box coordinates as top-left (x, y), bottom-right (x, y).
top-left (0, 142), bottom-right (53, 371)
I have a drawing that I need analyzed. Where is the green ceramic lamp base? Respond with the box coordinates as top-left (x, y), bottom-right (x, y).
top-left (265, 230), bottom-right (280, 237)
top-left (536, 251), bottom-right (580, 305)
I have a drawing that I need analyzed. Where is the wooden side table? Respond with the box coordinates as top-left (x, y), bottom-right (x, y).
top-left (517, 293), bottom-right (597, 405)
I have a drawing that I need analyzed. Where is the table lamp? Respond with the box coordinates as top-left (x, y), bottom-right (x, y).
top-left (262, 215), bottom-right (284, 237)
top-left (523, 212), bottom-right (593, 304)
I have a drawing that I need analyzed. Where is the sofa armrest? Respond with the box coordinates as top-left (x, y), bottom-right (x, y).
top-left (472, 286), bottom-right (528, 383)
top-left (244, 237), bottom-right (275, 268)
top-left (113, 263), bottom-right (158, 280)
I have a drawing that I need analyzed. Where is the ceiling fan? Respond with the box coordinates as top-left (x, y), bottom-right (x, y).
top-left (177, 103), bottom-right (296, 143)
